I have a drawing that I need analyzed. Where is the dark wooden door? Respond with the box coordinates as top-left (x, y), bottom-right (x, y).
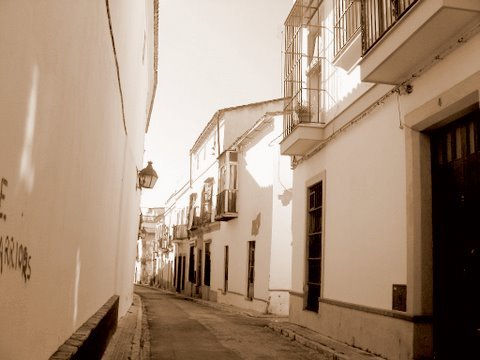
top-left (204, 243), bottom-right (211, 287)
top-left (431, 109), bottom-right (480, 359)
top-left (224, 246), bottom-right (229, 292)
top-left (181, 256), bottom-right (186, 291)
top-left (247, 241), bottom-right (255, 300)
top-left (175, 256), bottom-right (181, 292)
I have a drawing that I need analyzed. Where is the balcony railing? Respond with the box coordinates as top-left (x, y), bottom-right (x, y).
top-left (172, 224), bottom-right (188, 239)
top-left (191, 215), bottom-right (202, 229)
top-left (215, 189), bottom-right (237, 220)
top-left (361, 0), bottom-right (418, 54)
top-left (334, 0), bottom-right (362, 56)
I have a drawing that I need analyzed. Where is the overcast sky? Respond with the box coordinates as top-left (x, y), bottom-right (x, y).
top-left (141, 0), bottom-right (292, 208)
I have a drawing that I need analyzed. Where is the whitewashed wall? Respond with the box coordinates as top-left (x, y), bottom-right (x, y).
top-left (0, 1), bottom-right (155, 358)
top-left (212, 114), bottom-right (292, 315)
top-left (291, 98), bottom-right (407, 309)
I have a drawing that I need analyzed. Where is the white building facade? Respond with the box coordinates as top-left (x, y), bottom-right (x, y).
top-left (164, 99), bottom-right (293, 315)
top-left (281, 1), bottom-right (480, 359)
top-left (135, 207), bottom-right (165, 286)
top-left (0, 1), bottom-right (158, 358)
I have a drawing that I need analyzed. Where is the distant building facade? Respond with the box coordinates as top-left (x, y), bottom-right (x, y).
top-left (164, 99), bottom-right (293, 315)
top-left (281, 1), bottom-right (480, 359)
top-left (0, 1), bottom-right (158, 358)
top-left (135, 207), bottom-right (165, 286)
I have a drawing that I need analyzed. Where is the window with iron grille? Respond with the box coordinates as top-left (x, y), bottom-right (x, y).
top-left (306, 181), bottom-right (322, 311)
top-left (201, 178), bottom-right (214, 223)
top-left (216, 151), bottom-right (238, 217)
top-left (283, 0), bottom-right (322, 138)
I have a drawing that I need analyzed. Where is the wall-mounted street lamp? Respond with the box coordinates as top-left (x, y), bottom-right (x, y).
top-left (138, 161), bottom-right (158, 189)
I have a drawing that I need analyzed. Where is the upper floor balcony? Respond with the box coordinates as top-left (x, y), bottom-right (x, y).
top-left (215, 151), bottom-right (238, 221)
top-left (280, 0), bottom-right (324, 156)
top-left (172, 224), bottom-right (188, 240)
top-left (360, 0), bottom-right (480, 84)
top-left (215, 189), bottom-right (237, 221)
top-left (281, 0), bottom-right (479, 155)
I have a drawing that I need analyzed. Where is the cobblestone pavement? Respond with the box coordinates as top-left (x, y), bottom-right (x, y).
top-left (135, 286), bottom-right (327, 360)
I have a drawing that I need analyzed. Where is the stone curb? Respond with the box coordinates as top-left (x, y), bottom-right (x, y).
top-left (102, 292), bottom-right (150, 360)
top-left (50, 295), bottom-right (119, 360)
top-left (267, 322), bottom-right (386, 360)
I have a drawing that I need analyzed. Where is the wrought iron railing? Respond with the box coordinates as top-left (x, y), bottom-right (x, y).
top-left (192, 215), bottom-right (202, 229)
top-left (216, 189), bottom-right (237, 216)
top-left (361, 0), bottom-right (418, 54)
top-left (283, 0), bottom-right (322, 139)
top-left (172, 224), bottom-right (188, 239)
top-left (334, 0), bottom-right (362, 56)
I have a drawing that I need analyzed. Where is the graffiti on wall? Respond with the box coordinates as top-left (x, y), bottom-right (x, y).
top-left (0, 177), bottom-right (32, 282)
top-left (0, 178), bottom-right (7, 221)
top-left (0, 236), bottom-right (32, 282)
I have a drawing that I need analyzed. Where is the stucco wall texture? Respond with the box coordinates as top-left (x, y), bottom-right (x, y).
top-left (0, 1), bottom-right (155, 359)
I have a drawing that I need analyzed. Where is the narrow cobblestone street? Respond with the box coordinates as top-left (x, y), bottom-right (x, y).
top-left (135, 286), bottom-right (326, 360)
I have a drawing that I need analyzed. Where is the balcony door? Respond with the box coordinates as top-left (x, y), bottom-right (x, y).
top-left (431, 109), bottom-right (480, 358)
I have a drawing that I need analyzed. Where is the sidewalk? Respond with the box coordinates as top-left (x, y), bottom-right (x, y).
top-left (267, 322), bottom-right (386, 360)
top-left (102, 293), bottom-right (150, 360)
top-left (136, 285), bottom-right (386, 360)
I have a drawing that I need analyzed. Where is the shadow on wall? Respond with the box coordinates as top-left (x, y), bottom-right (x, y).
top-left (278, 189), bottom-right (292, 207)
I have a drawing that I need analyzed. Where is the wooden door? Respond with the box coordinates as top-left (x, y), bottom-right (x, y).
top-left (247, 241), bottom-right (255, 300)
top-left (430, 109), bottom-right (480, 358)
top-left (224, 246), bottom-right (229, 292)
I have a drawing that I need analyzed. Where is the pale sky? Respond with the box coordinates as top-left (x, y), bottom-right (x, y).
top-left (141, 0), bottom-right (292, 208)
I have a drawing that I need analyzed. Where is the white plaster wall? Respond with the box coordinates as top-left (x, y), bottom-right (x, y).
top-left (290, 26), bottom-right (480, 313)
top-left (0, 1), bottom-right (154, 358)
top-left (211, 115), bottom-right (292, 315)
top-left (222, 100), bottom-right (283, 151)
top-left (268, 115), bottom-right (293, 314)
top-left (291, 97), bottom-right (408, 310)
top-left (399, 32), bottom-right (480, 119)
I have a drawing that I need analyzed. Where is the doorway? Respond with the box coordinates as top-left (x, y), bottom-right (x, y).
top-left (247, 241), bottom-right (255, 300)
top-left (224, 246), bottom-right (229, 293)
top-left (181, 256), bottom-right (186, 291)
top-left (196, 249), bottom-right (202, 296)
top-left (204, 243), bottom-right (211, 287)
top-left (430, 109), bottom-right (480, 358)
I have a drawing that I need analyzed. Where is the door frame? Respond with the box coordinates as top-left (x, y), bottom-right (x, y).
top-left (404, 73), bottom-right (480, 358)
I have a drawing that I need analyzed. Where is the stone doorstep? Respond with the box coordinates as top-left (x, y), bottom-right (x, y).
top-left (268, 322), bottom-right (386, 360)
